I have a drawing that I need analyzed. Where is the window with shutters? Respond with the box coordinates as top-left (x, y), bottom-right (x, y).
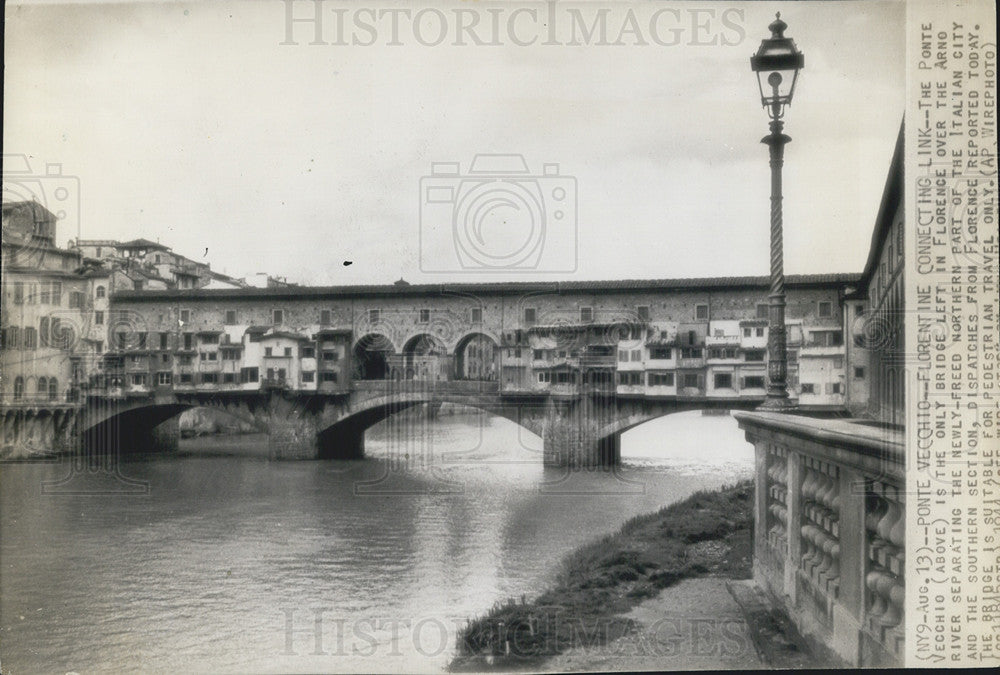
top-left (648, 372), bottom-right (674, 386)
top-left (714, 373), bottom-right (733, 389)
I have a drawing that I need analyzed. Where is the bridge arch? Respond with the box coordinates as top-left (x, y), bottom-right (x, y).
top-left (401, 332), bottom-right (447, 355)
top-left (81, 402), bottom-right (193, 455)
top-left (315, 392), bottom-right (543, 460)
top-left (595, 399), bottom-right (761, 443)
top-left (453, 332), bottom-right (500, 381)
top-left (80, 399), bottom-right (265, 455)
top-left (353, 333), bottom-right (396, 380)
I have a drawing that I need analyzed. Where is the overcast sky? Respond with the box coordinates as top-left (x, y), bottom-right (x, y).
top-left (4, 0), bottom-right (904, 285)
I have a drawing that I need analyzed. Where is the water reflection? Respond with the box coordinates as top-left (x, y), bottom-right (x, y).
top-left (0, 409), bottom-right (752, 673)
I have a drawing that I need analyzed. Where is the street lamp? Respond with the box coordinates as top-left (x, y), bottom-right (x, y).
top-left (751, 12), bottom-right (803, 411)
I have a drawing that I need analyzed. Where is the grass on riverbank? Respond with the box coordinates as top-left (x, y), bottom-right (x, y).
top-left (451, 479), bottom-right (754, 670)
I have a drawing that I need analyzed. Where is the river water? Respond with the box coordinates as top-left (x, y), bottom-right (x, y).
top-left (0, 410), bottom-right (753, 673)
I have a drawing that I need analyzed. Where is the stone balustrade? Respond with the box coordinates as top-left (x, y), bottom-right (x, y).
top-left (734, 411), bottom-right (904, 667)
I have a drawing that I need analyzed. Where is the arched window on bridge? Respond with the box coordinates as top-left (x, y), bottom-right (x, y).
top-left (49, 378), bottom-right (58, 401)
top-left (400, 334), bottom-right (448, 381)
top-left (353, 334), bottom-right (394, 380)
top-left (13, 376), bottom-right (24, 400)
top-left (96, 285), bottom-right (106, 299)
top-left (454, 333), bottom-right (500, 381)
top-left (37, 377), bottom-right (47, 401)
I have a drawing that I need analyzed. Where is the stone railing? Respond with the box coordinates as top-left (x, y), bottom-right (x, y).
top-left (351, 379), bottom-right (500, 395)
top-left (734, 412), bottom-right (904, 667)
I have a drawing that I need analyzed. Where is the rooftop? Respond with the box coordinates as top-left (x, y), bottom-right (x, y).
top-left (117, 238), bottom-right (170, 251)
top-left (1, 200), bottom-right (57, 221)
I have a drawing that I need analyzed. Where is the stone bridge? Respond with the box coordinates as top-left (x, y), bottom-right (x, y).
top-left (77, 380), bottom-right (766, 465)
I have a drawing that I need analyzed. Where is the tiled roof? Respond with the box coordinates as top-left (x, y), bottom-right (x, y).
top-left (117, 238), bottom-right (170, 250)
top-left (114, 273), bottom-right (860, 301)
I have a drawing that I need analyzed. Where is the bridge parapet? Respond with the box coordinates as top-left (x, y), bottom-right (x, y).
top-left (734, 412), bottom-right (904, 667)
top-left (350, 379), bottom-right (499, 396)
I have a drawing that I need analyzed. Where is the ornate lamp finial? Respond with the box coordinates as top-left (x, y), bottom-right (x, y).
top-left (769, 13), bottom-right (787, 39)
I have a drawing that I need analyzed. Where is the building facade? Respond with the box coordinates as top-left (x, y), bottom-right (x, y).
top-left (1, 202), bottom-right (94, 407)
top-left (103, 275), bottom-right (855, 407)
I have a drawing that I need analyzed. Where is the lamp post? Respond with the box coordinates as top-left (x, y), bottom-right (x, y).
top-left (751, 12), bottom-right (804, 411)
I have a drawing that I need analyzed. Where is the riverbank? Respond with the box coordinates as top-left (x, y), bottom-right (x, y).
top-left (451, 480), bottom-right (756, 671)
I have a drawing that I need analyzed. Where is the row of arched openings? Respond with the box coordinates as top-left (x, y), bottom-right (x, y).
top-left (352, 333), bottom-right (499, 381)
top-left (11, 376), bottom-right (59, 401)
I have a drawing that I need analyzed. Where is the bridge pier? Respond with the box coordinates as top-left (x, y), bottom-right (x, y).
top-left (317, 422), bottom-right (365, 460)
top-left (261, 395), bottom-right (325, 460)
top-left (542, 424), bottom-right (621, 467)
top-left (541, 397), bottom-right (621, 467)
top-left (1, 408), bottom-right (79, 459)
